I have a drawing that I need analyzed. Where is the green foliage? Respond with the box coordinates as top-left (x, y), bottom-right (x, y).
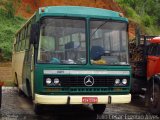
top-left (141, 14), bottom-right (152, 27)
top-left (26, 4), bottom-right (31, 13)
top-left (18, 0), bottom-right (22, 3)
top-left (116, 0), bottom-right (160, 35)
top-left (0, 9), bottom-right (26, 60)
top-left (0, 0), bottom-right (3, 4)
top-left (4, 1), bottom-right (15, 18)
top-left (121, 5), bottom-right (141, 23)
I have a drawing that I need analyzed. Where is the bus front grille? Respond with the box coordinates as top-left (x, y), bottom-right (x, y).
top-left (44, 75), bottom-right (130, 87)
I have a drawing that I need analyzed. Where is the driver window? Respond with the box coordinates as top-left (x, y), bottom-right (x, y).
top-left (38, 35), bottom-right (55, 62)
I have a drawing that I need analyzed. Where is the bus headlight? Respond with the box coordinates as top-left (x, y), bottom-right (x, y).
top-left (46, 78), bottom-right (52, 85)
top-left (122, 79), bottom-right (127, 85)
top-left (115, 79), bottom-right (120, 85)
top-left (53, 78), bottom-right (60, 85)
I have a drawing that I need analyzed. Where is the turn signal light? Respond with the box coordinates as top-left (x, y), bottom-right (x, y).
top-left (41, 7), bottom-right (45, 12)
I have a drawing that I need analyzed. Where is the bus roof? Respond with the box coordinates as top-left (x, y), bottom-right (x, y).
top-left (15, 6), bottom-right (128, 36)
top-left (149, 37), bottom-right (160, 44)
top-left (37, 6), bottom-right (128, 21)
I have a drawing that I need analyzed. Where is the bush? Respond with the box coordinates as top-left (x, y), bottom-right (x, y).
top-left (141, 14), bottom-right (152, 27)
top-left (4, 1), bottom-right (15, 18)
top-left (18, 0), bottom-right (21, 3)
top-left (0, 9), bottom-right (26, 61)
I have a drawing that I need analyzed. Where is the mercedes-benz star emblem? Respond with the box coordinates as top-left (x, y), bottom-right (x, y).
top-left (84, 75), bottom-right (94, 86)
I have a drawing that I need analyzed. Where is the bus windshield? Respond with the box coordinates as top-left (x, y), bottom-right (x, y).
top-left (90, 20), bottom-right (128, 65)
top-left (37, 18), bottom-right (86, 64)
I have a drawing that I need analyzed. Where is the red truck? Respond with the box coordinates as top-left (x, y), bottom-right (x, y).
top-left (131, 35), bottom-right (160, 115)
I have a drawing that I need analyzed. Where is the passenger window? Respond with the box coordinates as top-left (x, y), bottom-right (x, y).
top-left (21, 40), bottom-right (25, 50)
top-left (28, 23), bottom-right (31, 36)
top-left (18, 41), bottom-right (21, 52)
top-left (15, 44), bottom-right (18, 52)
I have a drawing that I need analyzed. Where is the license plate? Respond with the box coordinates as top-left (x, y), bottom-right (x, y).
top-left (82, 97), bottom-right (98, 103)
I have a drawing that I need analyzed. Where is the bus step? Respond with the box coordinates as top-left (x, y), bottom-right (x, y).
top-left (139, 95), bottom-right (145, 99)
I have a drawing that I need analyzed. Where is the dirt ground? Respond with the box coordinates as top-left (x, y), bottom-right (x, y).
top-left (0, 62), bottom-right (13, 86)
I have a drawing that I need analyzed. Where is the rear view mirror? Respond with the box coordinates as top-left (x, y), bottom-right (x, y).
top-left (30, 23), bottom-right (39, 44)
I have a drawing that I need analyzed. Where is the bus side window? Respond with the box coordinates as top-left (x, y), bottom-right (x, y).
top-left (15, 44), bottom-right (18, 52)
top-left (20, 29), bottom-right (24, 51)
top-left (19, 32), bottom-right (22, 51)
top-left (26, 46), bottom-right (33, 63)
top-left (28, 23), bottom-right (31, 36)
top-left (17, 34), bottom-right (20, 52)
top-left (15, 34), bottom-right (19, 52)
top-left (21, 40), bottom-right (25, 51)
top-left (25, 24), bottom-right (31, 50)
top-left (18, 42), bottom-right (21, 52)
top-left (13, 44), bottom-right (16, 52)
top-left (15, 35), bottom-right (19, 52)
top-left (16, 35), bottom-right (19, 43)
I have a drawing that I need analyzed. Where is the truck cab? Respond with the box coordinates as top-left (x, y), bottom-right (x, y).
top-left (147, 37), bottom-right (160, 80)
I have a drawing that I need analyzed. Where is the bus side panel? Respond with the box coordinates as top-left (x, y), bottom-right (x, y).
top-left (12, 52), bottom-right (25, 90)
top-left (22, 46), bottom-right (34, 97)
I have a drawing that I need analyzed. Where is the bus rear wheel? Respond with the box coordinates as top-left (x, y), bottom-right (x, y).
top-left (14, 74), bottom-right (23, 96)
top-left (148, 83), bottom-right (160, 115)
top-left (92, 104), bottom-right (106, 114)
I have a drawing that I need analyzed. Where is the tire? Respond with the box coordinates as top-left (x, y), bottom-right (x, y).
top-left (26, 79), bottom-right (31, 98)
top-left (93, 104), bottom-right (106, 114)
top-left (148, 83), bottom-right (160, 115)
top-left (14, 74), bottom-right (23, 96)
top-left (18, 88), bottom-right (24, 96)
top-left (14, 73), bottom-right (18, 87)
top-left (33, 103), bottom-right (42, 115)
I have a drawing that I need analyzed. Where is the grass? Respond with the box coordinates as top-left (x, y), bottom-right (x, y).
top-left (1, 80), bottom-right (15, 87)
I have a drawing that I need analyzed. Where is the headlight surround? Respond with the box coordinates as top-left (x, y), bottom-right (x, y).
top-left (122, 79), bottom-right (127, 85)
top-left (115, 79), bottom-right (120, 85)
top-left (46, 78), bottom-right (52, 85)
top-left (114, 78), bottom-right (128, 86)
top-left (53, 78), bottom-right (60, 85)
top-left (45, 77), bottom-right (61, 86)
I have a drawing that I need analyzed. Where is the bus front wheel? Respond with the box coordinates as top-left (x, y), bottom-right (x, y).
top-left (33, 103), bottom-right (42, 115)
top-left (148, 83), bottom-right (160, 115)
top-left (92, 104), bottom-right (106, 114)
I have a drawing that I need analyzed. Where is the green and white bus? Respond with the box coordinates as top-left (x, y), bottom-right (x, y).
top-left (12, 6), bottom-right (131, 114)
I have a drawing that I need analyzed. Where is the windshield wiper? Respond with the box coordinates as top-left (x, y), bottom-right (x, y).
top-left (91, 21), bottom-right (108, 39)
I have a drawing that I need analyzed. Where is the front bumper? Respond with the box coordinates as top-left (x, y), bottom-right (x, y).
top-left (34, 94), bottom-right (131, 104)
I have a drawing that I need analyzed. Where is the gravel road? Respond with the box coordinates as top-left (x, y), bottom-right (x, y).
top-left (0, 87), bottom-right (159, 120)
